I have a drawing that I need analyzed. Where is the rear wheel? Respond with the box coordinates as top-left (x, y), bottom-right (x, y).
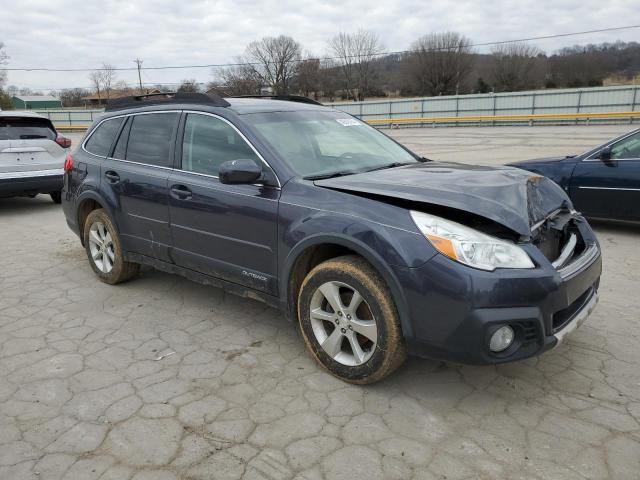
top-left (297, 255), bottom-right (406, 384)
top-left (50, 192), bottom-right (62, 204)
top-left (83, 209), bottom-right (139, 284)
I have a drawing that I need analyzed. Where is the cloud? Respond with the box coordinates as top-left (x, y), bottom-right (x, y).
top-left (1, 0), bottom-right (637, 91)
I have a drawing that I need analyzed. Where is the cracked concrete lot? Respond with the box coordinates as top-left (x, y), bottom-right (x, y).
top-left (1, 125), bottom-right (639, 479)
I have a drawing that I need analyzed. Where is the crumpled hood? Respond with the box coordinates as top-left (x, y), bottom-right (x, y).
top-left (315, 162), bottom-right (571, 237)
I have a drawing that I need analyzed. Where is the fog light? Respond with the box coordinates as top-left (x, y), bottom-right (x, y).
top-left (489, 325), bottom-right (514, 352)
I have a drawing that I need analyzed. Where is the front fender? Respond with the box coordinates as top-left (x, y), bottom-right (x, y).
top-left (279, 207), bottom-right (436, 340)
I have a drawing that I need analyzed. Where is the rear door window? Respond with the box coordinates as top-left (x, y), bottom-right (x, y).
top-left (85, 117), bottom-right (124, 156)
top-left (125, 113), bottom-right (179, 167)
top-left (0, 116), bottom-right (56, 141)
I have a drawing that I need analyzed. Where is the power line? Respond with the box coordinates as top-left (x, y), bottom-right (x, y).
top-left (7, 82), bottom-right (207, 91)
top-left (3, 25), bottom-right (639, 72)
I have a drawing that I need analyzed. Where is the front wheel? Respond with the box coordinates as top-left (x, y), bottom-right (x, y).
top-left (297, 255), bottom-right (407, 384)
top-left (83, 209), bottom-right (139, 284)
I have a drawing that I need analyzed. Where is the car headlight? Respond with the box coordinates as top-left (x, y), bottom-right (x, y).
top-left (410, 211), bottom-right (534, 271)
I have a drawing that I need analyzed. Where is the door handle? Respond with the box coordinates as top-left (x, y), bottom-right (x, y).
top-left (104, 170), bottom-right (120, 183)
top-left (170, 184), bottom-right (192, 200)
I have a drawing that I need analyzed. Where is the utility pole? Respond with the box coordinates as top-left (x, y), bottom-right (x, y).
top-left (134, 58), bottom-right (144, 94)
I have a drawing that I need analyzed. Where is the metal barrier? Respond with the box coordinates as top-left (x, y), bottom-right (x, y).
top-left (34, 109), bottom-right (104, 131)
top-left (366, 111), bottom-right (640, 127)
top-left (329, 85), bottom-right (640, 127)
top-left (39, 85), bottom-right (640, 130)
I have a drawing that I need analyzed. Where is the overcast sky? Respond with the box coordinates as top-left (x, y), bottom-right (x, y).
top-left (1, 0), bottom-right (637, 92)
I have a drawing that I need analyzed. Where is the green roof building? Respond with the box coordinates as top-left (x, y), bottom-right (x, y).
top-left (12, 95), bottom-right (63, 110)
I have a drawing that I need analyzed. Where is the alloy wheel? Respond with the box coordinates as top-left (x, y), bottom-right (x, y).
top-left (309, 281), bottom-right (378, 366)
top-left (88, 221), bottom-right (115, 273)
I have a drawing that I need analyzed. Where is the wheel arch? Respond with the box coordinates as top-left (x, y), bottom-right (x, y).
top-left (281, 234), bottom-right (414, 339)
top-left (75, 191), bottom-right (117, 246)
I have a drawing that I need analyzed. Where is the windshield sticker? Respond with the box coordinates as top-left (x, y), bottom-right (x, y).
top-left (335, 118), bottom-right (362, 127)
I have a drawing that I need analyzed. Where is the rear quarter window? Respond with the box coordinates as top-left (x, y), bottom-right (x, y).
top-left (85, 117), bottom-right (124, 157)
top-left (0, 116), bottom-right (56, 141)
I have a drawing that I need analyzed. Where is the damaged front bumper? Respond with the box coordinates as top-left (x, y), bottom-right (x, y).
top-left (396, 216), bottom-right (602, 365)
top-left (552, 290), bottom-right (598, 346)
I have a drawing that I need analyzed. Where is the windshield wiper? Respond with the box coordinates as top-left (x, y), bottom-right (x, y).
top-left (364, 162), bottom-right (415, 173)
top-left (304, 170), bottom-right (360, 181)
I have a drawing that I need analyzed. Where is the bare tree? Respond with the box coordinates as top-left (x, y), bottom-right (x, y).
top-left (352, 31), bottom-right (384, 100)
top-left (328, 30), bottom-right (384, 100)
top-left (101, 63), bottom-right (117, 99)
top-left (59, 88), bottom-right (91, 107)
top-left (113, 80), bottom-right (133, 96)
top-left (490, 42), bottom-right (542, 91)
top-left (317, 60), bottom-right (341, 101)
top-left (0, 42), bottom-right (9, 89)
top-left (402, 32), bottom-right (474, 96)
top-left (548, 44), bottom-right (612, 88)
top-left (217, 61), bottom-right (263, 95)
top-left (295, 56), bottom-right (320, 97)
top-left (177, 79), bottom-right (200, 93)
top-left (88, 71), bottom-right (103, 104)
top-left (244, 35), bottom-right (302, 94)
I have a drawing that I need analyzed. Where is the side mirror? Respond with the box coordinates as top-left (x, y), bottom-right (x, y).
top-left (599, 146), bottom-right (611, 161)
top-left (598, 146), bottom-right (617, 166)
top-left (219, 159), bottom-right (262, 185)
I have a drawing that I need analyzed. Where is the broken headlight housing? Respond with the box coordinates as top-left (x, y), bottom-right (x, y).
top-left (410, 211), bottom-right (535, 271)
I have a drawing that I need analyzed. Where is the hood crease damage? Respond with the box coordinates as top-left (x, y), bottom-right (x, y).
top-left (315, 162), bottom-right (571, 238)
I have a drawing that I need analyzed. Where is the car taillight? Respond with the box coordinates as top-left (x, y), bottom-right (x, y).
top-left (63, 154), bottom-right (74, 173)
top-left (56, 135), bottom-right (72, 148)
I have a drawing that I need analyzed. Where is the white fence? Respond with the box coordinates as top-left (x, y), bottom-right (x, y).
top-left (327, 85), bottom-right (640, 126)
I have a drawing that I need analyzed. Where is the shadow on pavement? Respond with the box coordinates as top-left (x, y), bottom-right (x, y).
top-left (0, 195), bottom-right (60, 216)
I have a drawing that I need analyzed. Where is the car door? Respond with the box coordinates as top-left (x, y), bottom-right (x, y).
top-left (570, 131), bottom-right (640, 221)
top-left (167, 111), bottom-right (280, 295)
top-left (97, 111), bottom-right (180, 262)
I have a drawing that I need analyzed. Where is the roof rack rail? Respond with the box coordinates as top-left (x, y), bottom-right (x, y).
top-left (105, 92), bottom-right (230, 111)
top-left (230, 95), bottom-right (323, 106)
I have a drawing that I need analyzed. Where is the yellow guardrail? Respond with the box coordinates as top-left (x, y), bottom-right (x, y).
top-left (54, 124), bottom-right (90, 131)
top-left (366, 111), bottom-right (640, 125)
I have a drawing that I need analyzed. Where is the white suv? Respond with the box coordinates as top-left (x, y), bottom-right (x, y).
top-left (0, 111), bottom-right (71, 203)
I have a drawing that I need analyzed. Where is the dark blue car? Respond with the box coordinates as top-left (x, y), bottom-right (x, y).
top-left (509, 128), bottom-right (640, 222)
top-left (62, 93), bottom-right (602, 383)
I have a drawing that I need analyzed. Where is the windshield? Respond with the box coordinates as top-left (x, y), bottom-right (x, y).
top-left (243, 110), bottom-right (418, 177)
top-left (0, 117), bottom-right (56, 141)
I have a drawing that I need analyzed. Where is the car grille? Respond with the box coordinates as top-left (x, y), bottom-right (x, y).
top-left (521, 321), bottom-right (540, 344)
top-left (532, 213), bottom-right (586, 269)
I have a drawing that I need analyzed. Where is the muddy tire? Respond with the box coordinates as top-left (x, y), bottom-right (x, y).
top-left (297, 255), bottom-right (407, 384)
top-left (83, 208), bottom-right (139, 284)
